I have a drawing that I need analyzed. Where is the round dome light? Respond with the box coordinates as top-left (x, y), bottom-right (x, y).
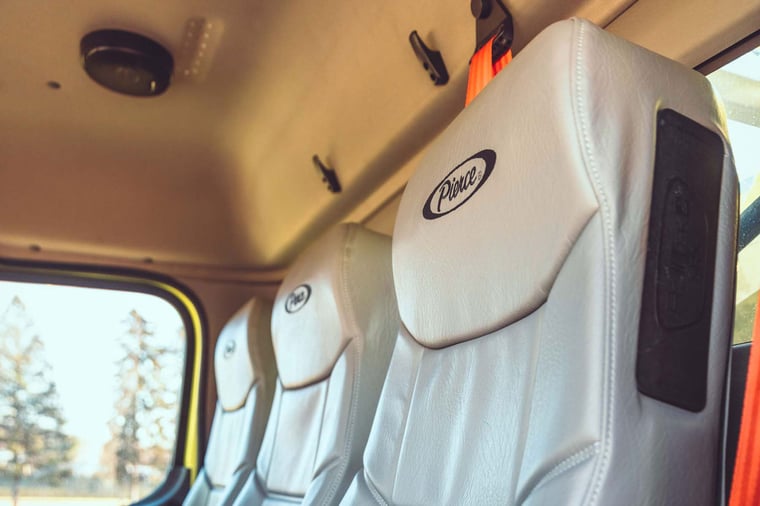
top-left (81, 29), bottom-right (173, 97)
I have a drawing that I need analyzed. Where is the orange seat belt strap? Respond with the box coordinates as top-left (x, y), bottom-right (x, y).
top-left (465, 35), bottom-right (513, 106)
top-left (730, 294), bottom-right (760, 505)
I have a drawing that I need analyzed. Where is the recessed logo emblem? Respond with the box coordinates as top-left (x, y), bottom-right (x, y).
top-left (285, 284), bottom-right (311, 313)
top-left (422, 149), bottom-right (496, 220)
top-left (656, 178), bottom-right (706, 330)
top-left (223, 339), bottom-right (236, 358)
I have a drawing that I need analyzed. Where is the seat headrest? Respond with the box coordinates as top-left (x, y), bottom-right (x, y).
top-left (272, 223), bottom-right (394, 388)
top-left (215, 298), bottom-right (273, 411)
top-left (393, 17), bottom-right (728, 348)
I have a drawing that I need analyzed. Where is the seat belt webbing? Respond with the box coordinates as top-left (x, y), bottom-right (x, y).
top-left (730, 294), bottom-right (760, 505)
top-left (465, 35), bottom-right (512, 106)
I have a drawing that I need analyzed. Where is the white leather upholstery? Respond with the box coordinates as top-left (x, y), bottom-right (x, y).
top-left (271, 223), bottom-right (381, 389)
top-left (184, 299), bottom-right (276, 506)
top-left (233, 223), bottom-right (399, 505)
top-left (342, 18), bottom-right (737, 505)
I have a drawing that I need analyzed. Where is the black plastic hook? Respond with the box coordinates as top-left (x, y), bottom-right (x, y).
top-left (409, 31), bottom-right (449, 86)
top-left (312, 155), bottom-right (342, 193)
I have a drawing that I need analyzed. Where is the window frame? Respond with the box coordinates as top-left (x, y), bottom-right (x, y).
top-left (696, 29), bottom-right (760, 346)
top-left (697, 28), bottom-right (760, 76)
top-left (0, 257), bottom-right (207, 505)
top-left (695, 32), bottom-right (760, 500)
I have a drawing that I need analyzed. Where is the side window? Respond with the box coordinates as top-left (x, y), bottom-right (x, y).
top-left (707, 44), bottom-right (760, 344)
top-left (0, 281), bottom-right (187, 505)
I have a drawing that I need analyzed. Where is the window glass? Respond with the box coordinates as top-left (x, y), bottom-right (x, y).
top-left (707, 45), bottom-right (760, 344)
top-left (0, 281), bottom-right (186, 506)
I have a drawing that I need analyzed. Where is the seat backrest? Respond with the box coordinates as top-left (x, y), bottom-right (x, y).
top-left (233, 223), bottom-right (399, 505)
top-left (342, 18), bottom-right (738, 505)
top-left (183, 298), bottom-right (275, 506)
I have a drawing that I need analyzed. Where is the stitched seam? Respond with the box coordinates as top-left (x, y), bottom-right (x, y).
top-left (280, 340), bottom-right (354, 390)
top-left (319, 342), bottom-right (362, 505)
top-left (248, 300), bottom-right (263, 389)
top-left (366, 472), bottom-right (390, 506)
top-left (390, 339), bottom-right (425, 498)
top-left (221, 380), bottom-right (258, 413)
top-left (311, 364), bottom-right (332, 484)
top-left (519, 442), bottom-right (600, 504)
top-left (570, 20), bottom-right (617, 506)
top-left (341, 224), bottom-right (361, 338)
top-left (317, 226), bottom-right (360, 504)
top-left (217, 465), bottom-right (254, 505)
top-left (202, 469), bottom-right (214, 488)
top-left (255, 471), bottom-right (301, 502)
top-left (512, 307), bottom-right (546, 502)
top-left (263, 379), bottom-right (284, 488)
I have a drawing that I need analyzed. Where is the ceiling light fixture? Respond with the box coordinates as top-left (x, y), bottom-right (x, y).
top-left (80, 29), bottom-right (174, 97)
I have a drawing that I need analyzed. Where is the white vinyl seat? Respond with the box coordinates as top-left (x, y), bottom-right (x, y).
top-left (233, 223), bottom-right (399, 505)
top-left (342, 18), bottom-right (737, 505)
top-left (184, 299), bottom-right (276, 506)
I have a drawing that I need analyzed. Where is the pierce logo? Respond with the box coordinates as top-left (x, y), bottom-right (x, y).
top-left (422, 149), bottom-right (496, 220)
top-left (223, 340), bottom-right (236, 358)
top-left (285, 284), bottom-right (311, 313)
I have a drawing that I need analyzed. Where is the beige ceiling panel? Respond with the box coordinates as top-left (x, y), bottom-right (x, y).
top-left (0, 125), bottom-right (248, 264)
top-left (1, 0), bottom-right (635, 271)
top-left (607, 0), bottom-right (760, 67)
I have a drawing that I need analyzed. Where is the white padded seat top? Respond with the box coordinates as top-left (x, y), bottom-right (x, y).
top-left (232, 223), bottom-right (399, 505)
top-left (215, 299), bottom-right (275, 411)
top-left (341, 18), bottom-right (737, 505)
top-left (184, 298), bottom-right (276, 506)
top-left (270, 223), bottom-right (393, 389)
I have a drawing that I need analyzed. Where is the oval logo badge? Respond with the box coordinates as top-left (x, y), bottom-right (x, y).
top-left (223, 339), bottom-right (236, 358)
top-left (422, 149), bottom-right (496, 220)
top-left (285, 284), bottom-right (311, 313)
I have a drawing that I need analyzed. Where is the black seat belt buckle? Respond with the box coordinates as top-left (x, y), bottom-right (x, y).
top-left (471, 0), bottom-right (513, 64)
